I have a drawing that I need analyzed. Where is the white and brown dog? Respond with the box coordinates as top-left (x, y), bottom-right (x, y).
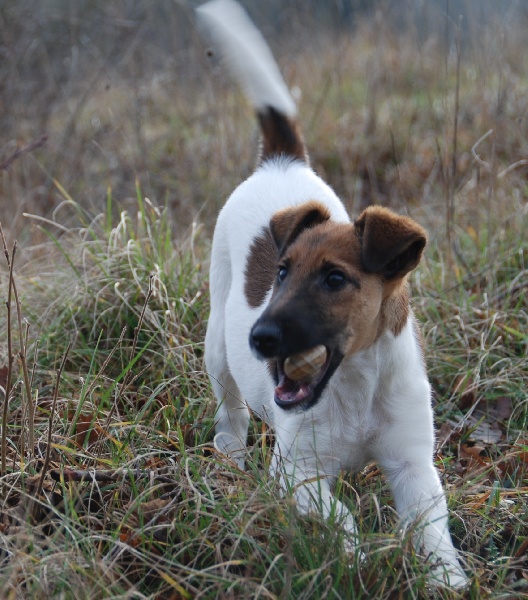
top-left (198, 0), bottom-right (466, 587)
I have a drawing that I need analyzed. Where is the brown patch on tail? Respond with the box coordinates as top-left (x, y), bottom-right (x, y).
top-left (258, 106), bottom-right (308, 163)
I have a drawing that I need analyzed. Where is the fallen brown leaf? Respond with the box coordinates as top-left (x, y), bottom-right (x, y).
top-left (488, 396), bottom-right (513, 421)
top-left (460, 443), bottom-right (490, 470)
top-left (469, 414), bottom-right (503, 445)
top-left (454, 375), bottom-right (478, 411)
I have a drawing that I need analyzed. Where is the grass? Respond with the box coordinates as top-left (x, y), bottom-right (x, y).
top-left (1, 3), bottom-right (528, 599)
top-left (0, 184), bottom-right (526, 599)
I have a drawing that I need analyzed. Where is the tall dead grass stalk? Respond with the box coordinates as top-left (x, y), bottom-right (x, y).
top-left (0, 223), bottom-right (14, 477)
top-left (446, 13), bottom-right (463, 271)
top-left (1, 224), bottom-right (37, 470)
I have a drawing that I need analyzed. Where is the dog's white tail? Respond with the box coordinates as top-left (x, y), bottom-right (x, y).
top-left (196, 0), bottom-right (307, 163)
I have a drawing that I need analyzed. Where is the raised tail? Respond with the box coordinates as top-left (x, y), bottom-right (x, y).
top-left (196, 0), bottom-right (308, 163)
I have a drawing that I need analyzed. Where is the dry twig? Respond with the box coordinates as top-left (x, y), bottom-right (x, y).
top-left (0, 135), bottom-right (48, 171)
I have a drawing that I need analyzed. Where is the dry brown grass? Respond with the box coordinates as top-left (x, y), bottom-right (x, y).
top-left (0, 2), bottom-right (527, 598)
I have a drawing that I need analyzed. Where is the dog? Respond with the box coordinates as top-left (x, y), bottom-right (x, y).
top-left (197, 0), bottom-right (467, 588)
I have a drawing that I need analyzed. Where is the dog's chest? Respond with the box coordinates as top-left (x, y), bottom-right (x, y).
top-left (328, 396), bottom-right (383, 471)
top-left (321, 353), bottom-right (390, 471)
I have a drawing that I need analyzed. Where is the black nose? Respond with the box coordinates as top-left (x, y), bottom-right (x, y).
top-left (250, 322), bottom-right (282, 358)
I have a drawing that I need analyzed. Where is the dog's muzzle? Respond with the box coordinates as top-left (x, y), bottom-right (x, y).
top-left (250, 319), bottom-right (336, 411)
top-left (250, 321), bottom-right (282, 359)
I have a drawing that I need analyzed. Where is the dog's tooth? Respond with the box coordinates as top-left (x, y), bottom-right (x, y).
top-left (283, 345), bottom-right (327, 382)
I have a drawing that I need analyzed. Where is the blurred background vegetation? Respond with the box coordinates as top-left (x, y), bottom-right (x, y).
top-left (1, 0), bottom-right (527, 243)
top-left (0, 3), bottom-right (527, 596)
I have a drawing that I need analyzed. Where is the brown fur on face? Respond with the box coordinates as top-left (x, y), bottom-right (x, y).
top-left (269, 222), bottom-right (385, 357)
top-left (243, 201), bottom-right (330, 309)
top-left (250, 202), bottom-right (427, 362)
top-left (270, 200), bottom-right (331, 255)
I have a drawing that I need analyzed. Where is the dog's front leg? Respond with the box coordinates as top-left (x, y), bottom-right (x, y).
top-left (214, 397), bottom-right (250, 470)
top-left (270, 449), bottom-right (361, 556)
top-left (205, 308), bottom-right (250, 470)
top-left (381, 457), bottom-right (467, 588)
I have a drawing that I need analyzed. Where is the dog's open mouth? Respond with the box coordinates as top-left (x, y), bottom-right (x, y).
top-left (274, 344), bottom-right (331, 409)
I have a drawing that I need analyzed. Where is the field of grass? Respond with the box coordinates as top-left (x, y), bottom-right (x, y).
top-left (1, 2), bottom-right (527, 598)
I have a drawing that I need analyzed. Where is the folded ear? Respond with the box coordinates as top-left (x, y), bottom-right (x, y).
top-left (270, 200), bottom-right (330, 255)
top-left (354, 206), bottom-right (427, 279)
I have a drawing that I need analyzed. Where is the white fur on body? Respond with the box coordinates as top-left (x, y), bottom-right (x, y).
top-left (205, 161), bottom-right (465, 586)
top-left (199, 0), bottom-right (466, 588)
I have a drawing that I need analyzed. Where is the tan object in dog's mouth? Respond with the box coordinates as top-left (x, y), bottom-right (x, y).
top-left (283, 345), bottom-right (327, 382)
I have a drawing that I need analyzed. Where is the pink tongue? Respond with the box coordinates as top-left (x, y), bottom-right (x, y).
top-left (275, 377), bottom-right (311, 404)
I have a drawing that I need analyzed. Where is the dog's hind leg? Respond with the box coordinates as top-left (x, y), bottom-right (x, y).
top-left (205, 311), bottom-right (250, 470)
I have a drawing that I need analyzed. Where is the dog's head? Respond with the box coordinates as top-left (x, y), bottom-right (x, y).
top-left (249, 201), bottom-right (427, 411)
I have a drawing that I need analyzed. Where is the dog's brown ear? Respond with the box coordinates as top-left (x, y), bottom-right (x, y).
top-left (270, 200), bottom-right (330, 255)
top-left (354, 206), bottom-right (427, 279)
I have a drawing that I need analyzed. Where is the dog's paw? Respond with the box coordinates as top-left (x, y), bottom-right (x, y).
top-left (213, 432), bottom-right (246, 470)
top-left (429, 563), bottom-right (468, 589)
top-left (343, 535), bottom-right (367, 564)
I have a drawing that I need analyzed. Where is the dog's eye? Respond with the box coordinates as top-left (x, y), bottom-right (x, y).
top-left (324, 270), bottom-right (346, 290)
top-left (277, 266), bottom-right (288, 283)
